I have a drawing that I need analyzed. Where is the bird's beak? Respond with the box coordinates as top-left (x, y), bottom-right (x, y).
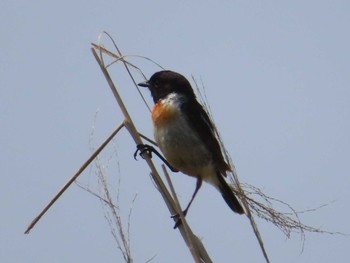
top-left (138, 81), bottom-right (150, 87)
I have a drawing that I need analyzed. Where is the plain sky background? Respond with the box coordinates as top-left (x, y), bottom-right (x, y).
top-left (1, 1), bottom-right (349, 262)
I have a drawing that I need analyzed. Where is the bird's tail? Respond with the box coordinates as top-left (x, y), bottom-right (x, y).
top-left (216, 172), bottom-right (245, 214)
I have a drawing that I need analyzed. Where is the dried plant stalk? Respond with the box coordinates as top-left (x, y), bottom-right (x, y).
top-left (193, 76), bottom-right (341, 262)
top-left (91, 34), bottom-right (213, 263)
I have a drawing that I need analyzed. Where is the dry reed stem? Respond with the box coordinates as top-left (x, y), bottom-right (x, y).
top-left (193, 77), bottom-right (270, 262)
top-left (24, 123), bottom-right (125, 234)
top-left (193, 76), bottom-right (342, 260)
top-left (91, 33), bottom-right (213, 262)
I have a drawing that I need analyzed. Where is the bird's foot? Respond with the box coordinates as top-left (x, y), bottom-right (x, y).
top-left (134, 144), bottom-right (154, 160)
top-left (134, 144), bottom-right (179, 173)
top-left (171, 210), bottom-right (188, 229)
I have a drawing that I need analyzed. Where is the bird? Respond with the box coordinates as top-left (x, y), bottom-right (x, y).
top-left (138, 70), bottom-right (244, 225)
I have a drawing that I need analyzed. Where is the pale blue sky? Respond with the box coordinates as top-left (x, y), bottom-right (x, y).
top-left (1, 1), bottom-right (349, 262)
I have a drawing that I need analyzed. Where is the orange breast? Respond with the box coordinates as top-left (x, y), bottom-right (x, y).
top-left (152, 101), bottom-right (180, 127)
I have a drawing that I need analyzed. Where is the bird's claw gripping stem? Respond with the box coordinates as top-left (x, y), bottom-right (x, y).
top-left (134, 144), bottom-right (179, 173)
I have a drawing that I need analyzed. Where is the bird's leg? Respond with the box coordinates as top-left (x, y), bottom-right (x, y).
top-left (134, 144), bottom-right (178, 172)
top-left (172, 177), bottom-right (203, 229)
top-left (183, 178), bottom-right (203, 215)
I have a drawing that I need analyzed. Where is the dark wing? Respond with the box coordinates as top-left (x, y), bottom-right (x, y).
top-left (181, 99), bottom-right (230, 174)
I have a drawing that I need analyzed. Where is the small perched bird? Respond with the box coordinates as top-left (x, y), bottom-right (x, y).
top-left (138, 70), bottom-right (244, 222)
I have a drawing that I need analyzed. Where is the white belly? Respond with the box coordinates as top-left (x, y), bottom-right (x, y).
top-left (154, 115), bottom-right (215, 180)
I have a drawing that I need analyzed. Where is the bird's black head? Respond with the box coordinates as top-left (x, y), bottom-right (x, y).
top-left (138, 70), bottom-right (196, 103)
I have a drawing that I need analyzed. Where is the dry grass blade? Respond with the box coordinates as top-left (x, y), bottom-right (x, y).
top-left (98, 172), bottom-right (133, 262)
top-left (192, 76), bottom-right (343, 261)
top-left (75, 177), bottom-right (135, 262)
top-left (24, 123), bottom-right (125, 234)
top-left (94, 31), bottom-right (164, 113)
top-left (87, 115), bottom-right (134, 262)
top-left (240, 183), bottom-right (342, 236)
top-left (192, 76), bottom-right (270, 262)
